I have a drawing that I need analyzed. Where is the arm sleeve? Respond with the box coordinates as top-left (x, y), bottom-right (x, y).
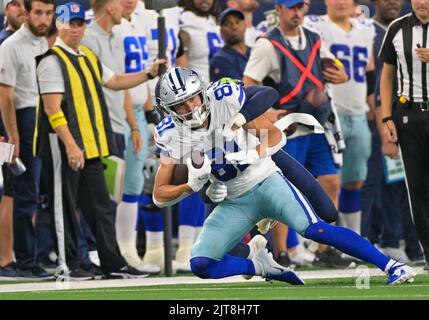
top-left (239, 86), bottom-right (279, 123)
top-left (0, 44), bottom-right (18, 87)
top-left (36, 55), bottom-right (65, 94)
top-left (101, 62), bottom-right (115, 84)
top-left (378, 22), bottom-right (399, 65)
top-left (243, 38), bottom-right (277, 82)
top-left (198, 182), bottom-right (214, 204)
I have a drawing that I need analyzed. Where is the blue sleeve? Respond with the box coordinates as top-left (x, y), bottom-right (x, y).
top-left (239, 86), bottom-right (279, 123)
top-left (210, 57), bottom-right (243, 83)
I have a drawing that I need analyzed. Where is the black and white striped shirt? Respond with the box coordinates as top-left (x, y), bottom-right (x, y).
top-left (379, 12), bottom-right (429, 102)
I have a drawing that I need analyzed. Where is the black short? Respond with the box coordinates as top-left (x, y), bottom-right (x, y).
top-left (1, 164), bottom-right (15, 197)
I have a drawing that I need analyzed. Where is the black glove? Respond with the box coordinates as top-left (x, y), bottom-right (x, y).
top-left (145, 109), bottom-right (162, 125)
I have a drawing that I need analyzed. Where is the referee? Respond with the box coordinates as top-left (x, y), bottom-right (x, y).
top-left (379, 0), bottom-right (429, 270)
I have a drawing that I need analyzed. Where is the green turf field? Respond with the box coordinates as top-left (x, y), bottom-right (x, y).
top-left (0, 275), bottom-right (428, 300)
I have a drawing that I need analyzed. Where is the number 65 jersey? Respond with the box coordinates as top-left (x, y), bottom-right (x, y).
top-left (304, 15), bottom-right (376, 115)
top-left (154, 80), bottom-right (278, 199)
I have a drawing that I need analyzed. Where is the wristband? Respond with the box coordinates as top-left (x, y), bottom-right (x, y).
top-left (146, 71), bottom-right (155, 80)
top-left (49, 111), bottom-right (68, 130)
top-left (382, 116), bottom-right (393, 123)
top-left (233, 113), bottom-right (246, 128)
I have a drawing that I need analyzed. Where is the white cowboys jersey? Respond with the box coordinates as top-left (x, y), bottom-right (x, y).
top-left (179, 10), bottom-right (223, 83)
top-left (113, 15), bottom-right (149, 106)
top-left (304, 15), bottom-right (376, 115)
top-left (154, 80), bottom-right (278, 199)
top-left (134, 2), bottom-right (181, 95)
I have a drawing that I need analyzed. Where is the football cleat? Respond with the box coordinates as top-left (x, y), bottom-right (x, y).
top-left (173, 260), bottom-right (192, 273)
top-left (142, 247), bottom-right (165, 272)
top-left (243, 235), bottom-right (268, 280)
top-left (289, 245), bottom-right (315, 267)
top-left (253, 248), bottom-right (304, 285)
top-left (386, 262), bottom-right (415, 285)
top-left (138, 262), bottom-right (161, 275)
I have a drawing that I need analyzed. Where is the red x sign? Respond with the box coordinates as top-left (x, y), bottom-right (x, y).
top-left (270, 38), bottom-right (324, 105)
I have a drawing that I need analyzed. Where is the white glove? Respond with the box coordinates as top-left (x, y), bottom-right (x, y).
top-left (186, 154), bottom-right (211, 192)
top-left (225, 149), bottom-right (259, 165)
top-left (222, 113), bottom-right (246, 142)
top-left (206, 181), bottom-right (228, 203)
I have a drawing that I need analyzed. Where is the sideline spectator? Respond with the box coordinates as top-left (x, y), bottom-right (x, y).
top-left (35, 1), bottom-right (165, 279)
top-left (0, 0), bottom-right (54, 280)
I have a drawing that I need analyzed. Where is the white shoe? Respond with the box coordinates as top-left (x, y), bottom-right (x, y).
top-left (387, 262), bottom-right (415, 285)
top-left (138, 262), bottom-right (161, 275)
top-left (173, 260), bottom-right (192, 273)
top-left (119, 244), bottom-right (142, 269)
top-left (289, 245), bottom-right (315, 267)
top-left (252, 249), bottom-right (304, 285)
top-left (382, 247), bottom-right (411, 264)
top-left (243, 235), bottom-right (268, 280)
top-left (88, 250), bottom-right (100, 267)
top-left (302, 239), bottom-right (319, 254)
top-left (142, 247), bottom-right (165, 271)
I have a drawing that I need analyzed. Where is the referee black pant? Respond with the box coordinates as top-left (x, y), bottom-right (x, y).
top-left (394, 103), bottom-right (429, 262)
top-left (43, 133), bottom-right (127, 274)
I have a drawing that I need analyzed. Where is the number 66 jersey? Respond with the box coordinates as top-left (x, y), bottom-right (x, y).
top-left (154, 80), bottom-right (278, 199)
top-left (304, 15), bottom-right (376, 116)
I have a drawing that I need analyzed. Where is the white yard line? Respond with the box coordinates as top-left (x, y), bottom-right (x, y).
top-left (0, 267), bottom-right (426, 293)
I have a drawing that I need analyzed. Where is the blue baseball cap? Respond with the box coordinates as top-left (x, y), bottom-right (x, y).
top-left (219, 8), bottom-right (245, 26)
top-left (56, 2), bottom-right (86, 23)
top-left (275, 0), bottom-right (305, 8)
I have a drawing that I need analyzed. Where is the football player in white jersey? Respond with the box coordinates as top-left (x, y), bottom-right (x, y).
top-left (112, 0), bottom-right (161, 275)
top-left (152, 67), bottom-right (414, 285)
top-left (135, 0), bottom-right (181, 94)
top-left (176, 0), bottom-right (223, 82)
top-left (304, 0), bottom-right (376, 235)
top-left (136, 1), bottom-right (202, 273)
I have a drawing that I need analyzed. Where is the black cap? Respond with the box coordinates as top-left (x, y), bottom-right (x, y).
top-left (219, 8), bottom-right (245, 26)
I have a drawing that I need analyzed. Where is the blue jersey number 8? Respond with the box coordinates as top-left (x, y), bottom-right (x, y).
top-left (214, 83), bottom-right (233, 101)
top-left (124, 36), bottom-right (148, 73)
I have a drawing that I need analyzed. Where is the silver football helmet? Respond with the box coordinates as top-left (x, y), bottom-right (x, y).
top-left (155, 67), bottom-right (210, 128)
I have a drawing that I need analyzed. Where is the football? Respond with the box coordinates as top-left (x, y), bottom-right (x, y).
top-left (172, 149), bottom-right (205, 185)
top-left (321, 57), bottom-right (340, 71)
top-left (304, 86), bottom-right (329, 108)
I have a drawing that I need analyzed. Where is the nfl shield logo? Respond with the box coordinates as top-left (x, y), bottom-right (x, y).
top-left (70, 4), bottom-right (80, 13)
top-left (403, 116), bottom-right (408, 124)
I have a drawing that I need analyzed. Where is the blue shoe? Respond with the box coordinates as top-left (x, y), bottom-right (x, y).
top-left (20, 265), bottom-right (55, 281)
top-left (0, 262), bottom-right (20, 281)
top-left (253, 248), bottom-right (305, 285)
top-left (386, 262), bottom-right (415, 285)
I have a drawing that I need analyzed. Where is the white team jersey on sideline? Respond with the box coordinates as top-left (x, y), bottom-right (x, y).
top-left (179, 10), bottom-right (223, 83)
top-left (135, 2), bottom-right (181, 95)
top-left (154, 80), bottom-right (278, 199)
top-left (304, 15), bottom-right (375, 115)
top-left (113, 14), bottom-right (149, 106)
